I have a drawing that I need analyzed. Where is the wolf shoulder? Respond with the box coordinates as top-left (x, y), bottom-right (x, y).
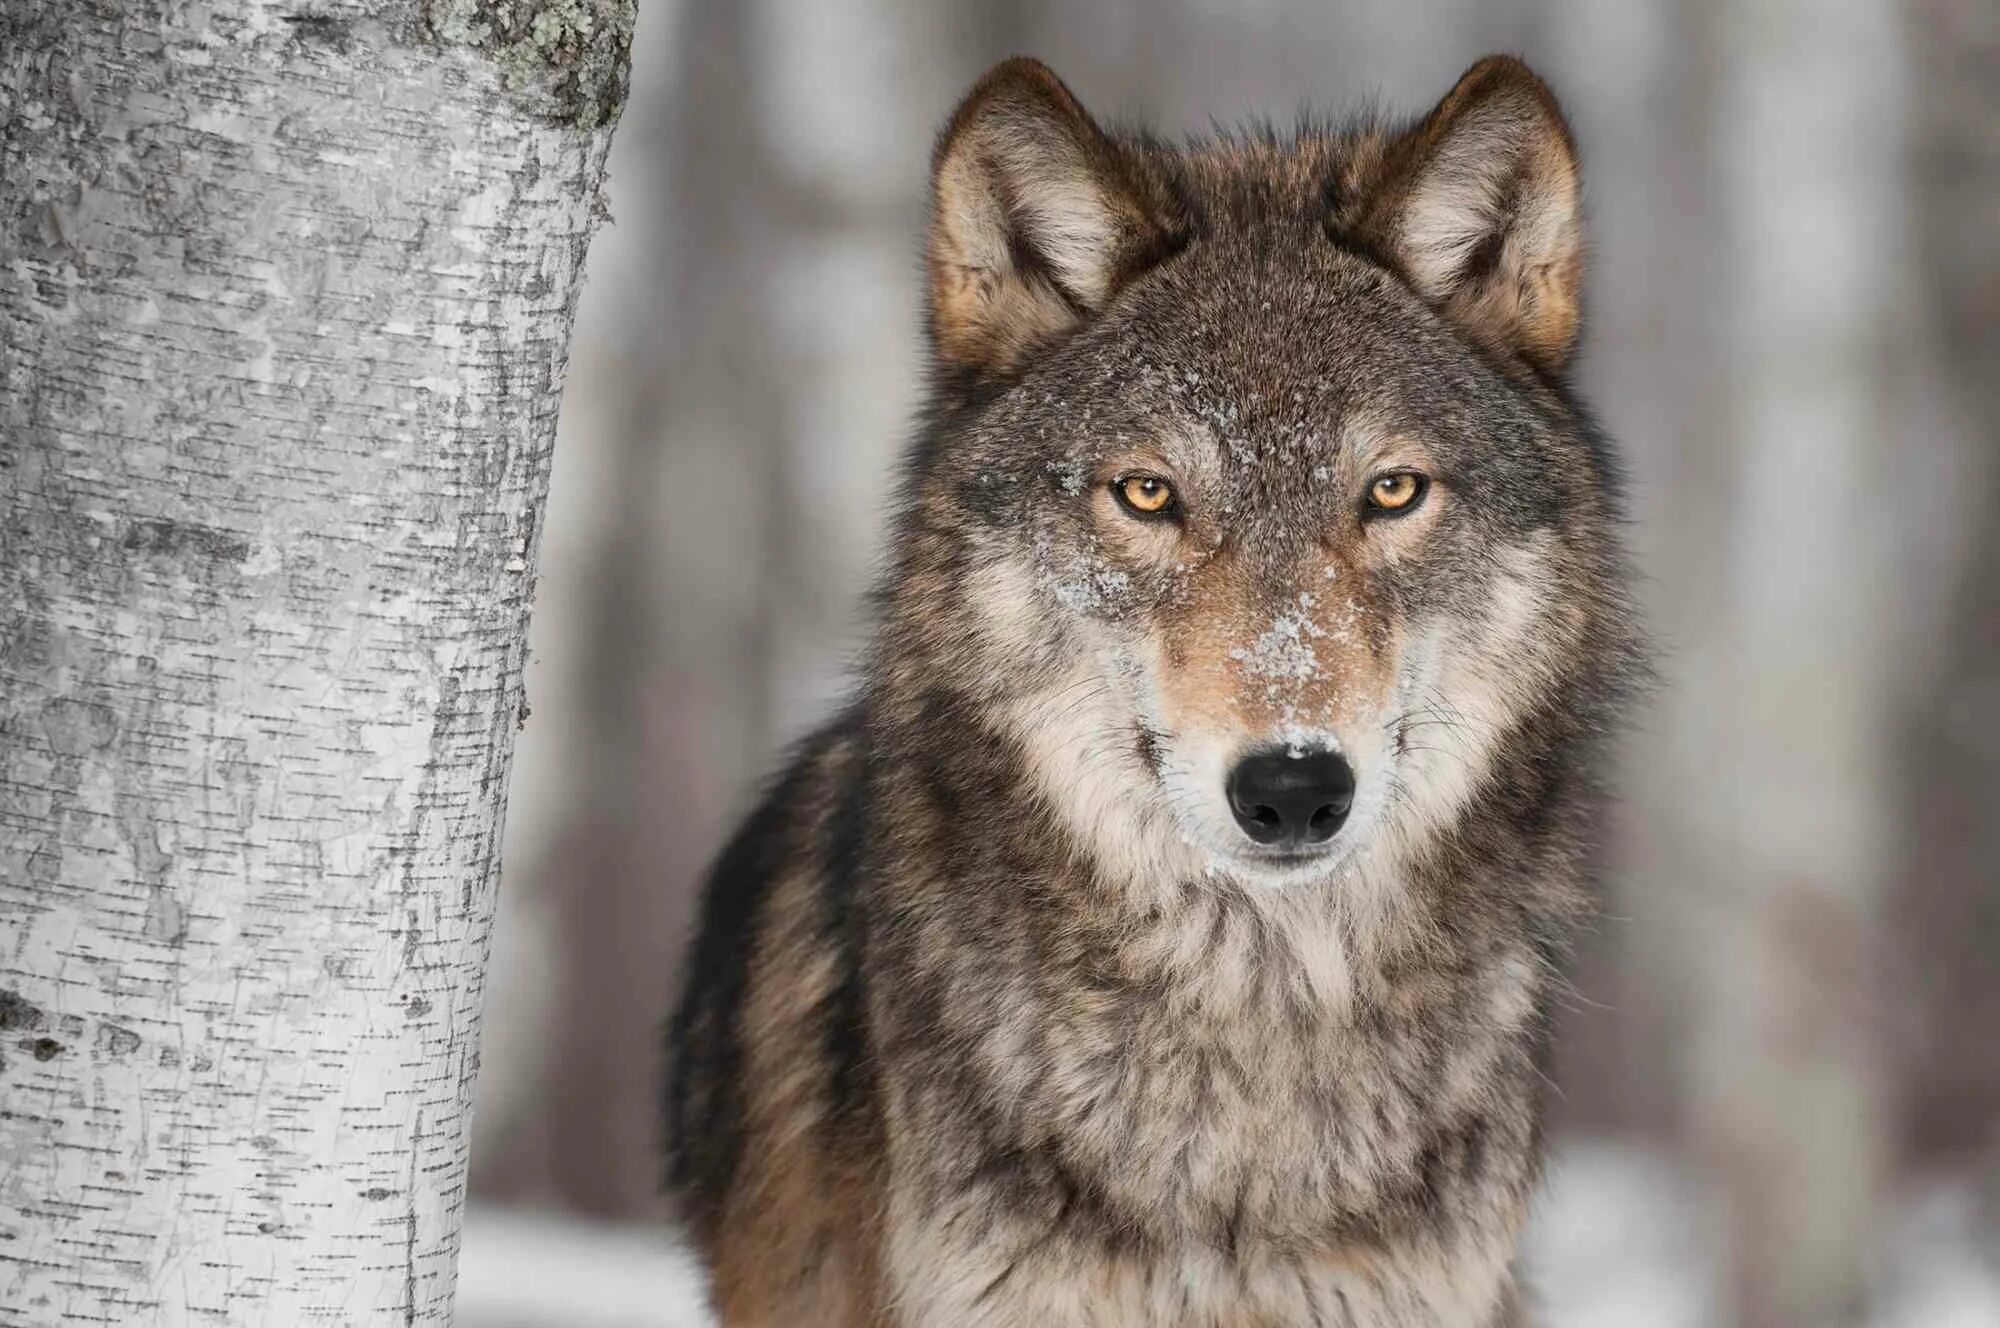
top-left (660, 710), bottom-right (871, 1241)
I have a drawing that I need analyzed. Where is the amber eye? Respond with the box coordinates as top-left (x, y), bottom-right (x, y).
top-left (1366, 471), bottom-right (1428, 515)
top-left (1114, 474), bottom-right (1178, 518)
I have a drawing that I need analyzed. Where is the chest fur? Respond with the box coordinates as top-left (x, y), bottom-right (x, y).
top-left (884, 1180), bottom-right (1522, 1328)
top-left (911, 884), bottom-right (1546, 1251)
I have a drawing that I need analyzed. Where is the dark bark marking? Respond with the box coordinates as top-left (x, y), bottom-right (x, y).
top-left (94, 1023), bottom-right (143, 1057)
top-left (121, 517), bottom-right (251, 565)
top-left (0, 991), bottom-right (48, 1033)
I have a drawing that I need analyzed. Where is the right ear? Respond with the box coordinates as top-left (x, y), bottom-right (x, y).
top-left (926, 58), bottom-right (1182, 380)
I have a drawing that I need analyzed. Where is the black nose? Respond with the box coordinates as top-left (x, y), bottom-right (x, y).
top-left (1226, 746), bottom-right (1355, 849)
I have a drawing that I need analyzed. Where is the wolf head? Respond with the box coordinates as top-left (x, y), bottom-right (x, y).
top-left (887, 57), bottom-right (1635, 896)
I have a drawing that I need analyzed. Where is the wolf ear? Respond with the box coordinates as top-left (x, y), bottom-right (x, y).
top-left (927, 58), bottom-right (1181, 378)
top-left (1354, 56), bottom-right (1583, 372)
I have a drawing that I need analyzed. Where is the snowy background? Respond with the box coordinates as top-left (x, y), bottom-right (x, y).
top-left (459, 1), bottom-right (2000, 1323)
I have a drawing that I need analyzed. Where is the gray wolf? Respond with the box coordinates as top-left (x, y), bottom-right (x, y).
top-left (665, 53), bottom-right (1642, 1327)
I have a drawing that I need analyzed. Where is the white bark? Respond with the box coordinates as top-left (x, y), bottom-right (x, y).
top-left (0, 2), bottom-right (628, 1323)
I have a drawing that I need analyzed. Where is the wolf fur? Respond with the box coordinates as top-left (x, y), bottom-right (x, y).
top-left (665, 54), bottom-right (1642, 1328)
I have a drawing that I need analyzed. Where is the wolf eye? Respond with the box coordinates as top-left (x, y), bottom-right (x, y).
top-left (1114, 474), bottom-right (1178, 518)
top-left (1365, 471), bottom-right (1428, 515)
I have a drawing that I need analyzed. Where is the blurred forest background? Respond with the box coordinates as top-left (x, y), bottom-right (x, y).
top-left (455, 1), bottom-right (2000, 1324)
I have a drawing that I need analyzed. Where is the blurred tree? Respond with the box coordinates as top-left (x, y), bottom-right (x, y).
top-left (0, 1), bottom-right (628, 1321)
top-left (1684, 0), bottom-right (1953, 1323)
top-left (1900, 0), bottom-right (2000, 1242)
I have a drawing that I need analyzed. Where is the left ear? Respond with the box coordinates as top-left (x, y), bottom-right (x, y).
top-left (1352, 56), bottom-right (1583, 372)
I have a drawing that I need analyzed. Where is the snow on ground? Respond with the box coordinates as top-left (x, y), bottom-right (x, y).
top-left (454, 1206), bottom-right (711, 1328)
top-left (1519, 1141), bottom-right (1722, 1328)
top-left (455, 1138), bottom-right (2000, 1327)
top-left (1872, 1180), bottom-right (2000, 1328)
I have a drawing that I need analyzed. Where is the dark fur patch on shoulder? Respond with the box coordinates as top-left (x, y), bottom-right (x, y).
top-left (662, 721), bottom-right (850, 1237)
top-left (820, 729), bottom-right (875, 1136)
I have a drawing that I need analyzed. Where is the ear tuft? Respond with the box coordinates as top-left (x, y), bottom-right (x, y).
top-left (927, 58), bottom-right (1180, 379)
top-left (1355, 56), bottom-right (1584, 371)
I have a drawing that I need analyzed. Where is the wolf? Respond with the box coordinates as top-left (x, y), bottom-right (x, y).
top-left (664, 53), bottom-right (1642, 1327)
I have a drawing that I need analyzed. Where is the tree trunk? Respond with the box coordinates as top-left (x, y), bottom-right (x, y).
top-left (0, 2), bottom-right (630, 1323)
top-left (1688, 0), bottom-right (1915, 1322)
top-left (1900, 0), bottom-right (2000, 1167)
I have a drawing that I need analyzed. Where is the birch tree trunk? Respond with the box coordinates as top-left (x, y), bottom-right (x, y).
top-left (0, 2), bottom-right (630, 1323)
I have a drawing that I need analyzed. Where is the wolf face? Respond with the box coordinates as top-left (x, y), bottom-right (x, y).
top-left (904, 58), bottom-right (1624, 898)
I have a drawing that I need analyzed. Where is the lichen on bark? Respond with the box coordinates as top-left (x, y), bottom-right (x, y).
top-left (425, 0), bottom-right (636, 130)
